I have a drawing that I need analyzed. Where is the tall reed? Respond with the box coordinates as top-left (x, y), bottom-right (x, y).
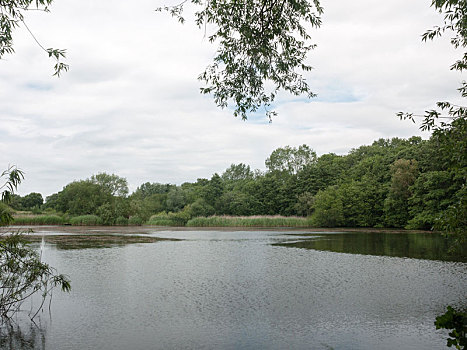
top-left (12, 215), bottom-right (65, 225)
top-left (186, 215), bottom-right (314, 227)
top-left (70, 215), bottom-right (103, 226)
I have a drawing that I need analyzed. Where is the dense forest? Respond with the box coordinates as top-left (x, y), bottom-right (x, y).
top-left (6, 117), bottom-right (466, 237)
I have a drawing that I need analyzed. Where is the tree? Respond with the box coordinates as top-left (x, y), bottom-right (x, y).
top-left (310, 186), bottom-right (344, 227)
top-left (222, 163), bottom-right (254, 183)
top-left (384, 159), bottom-right (419, 227)
top-left (265, 144), bottom-right (317, 174)
top-left (55, 180), bottom-right (112, 215)
top-left (132, 182), bottom-right (173, 199)
top-left (90, 173), bottom-right (129, 197)
top-left (0, 0), bottom-right (68, 76)
top-left (166, 186), bottom-right (187, 212)
top-left (21, 192), bottom-right (44, 209)
top-left (0, 166), bottom-right (70, 321)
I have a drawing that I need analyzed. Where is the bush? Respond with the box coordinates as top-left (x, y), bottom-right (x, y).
top-left (128, 216), bottom-right (143, 226)
top-left (146, 211), bottom-right (192, 226)
top-left (115, 216), bottom-right (129, 226)
top-left (70, 215), bottom-right (103, 226)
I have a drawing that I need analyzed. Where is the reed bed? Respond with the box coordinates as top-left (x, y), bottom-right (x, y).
top-left (186, 215), bottom-right (314, 227)
top-left (13, 215), bottom-right (65, 225)
top-left (69, 215), bottom-right (103, 226)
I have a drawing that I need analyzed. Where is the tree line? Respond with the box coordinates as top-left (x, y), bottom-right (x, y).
top-left (8, 123), bottom-right (465, 238)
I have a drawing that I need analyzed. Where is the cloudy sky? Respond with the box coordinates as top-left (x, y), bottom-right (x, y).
top-left (0, 0), bottom-right (464, 197)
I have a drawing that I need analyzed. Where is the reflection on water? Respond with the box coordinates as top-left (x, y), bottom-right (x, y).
top-left (26, 234), bottom-right (179, 250)
top-left (0, 319), bottom-right (46, 350)
top-left (276, 232), bottom-right (466, 262)
top-left (7, 228), bottom-right (467, 350)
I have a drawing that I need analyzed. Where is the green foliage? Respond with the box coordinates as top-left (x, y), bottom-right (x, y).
top-left (69, 215), bottom-right (103, 226)
top-left (131, 182), bottom-right (172, 199)
top-left (222, 163), bottom-right (254, 183)
top-left (16, 133), bottom-right (466, 235)
top-left (310, 186), bottom-right (344, 227)
top-left (266, 144), bottom-right (317, 174)
top-left (90, 173), bottom-right (129, 197)
top-left (186, 215), bottom-right (313, 227)
top-left (297, 153), bottom-right (346, 195)
top-left (0, 202), bottom-right (12, 226)
top-left (21, 192), bottom-right (43, 209)
top-left (184, 198), bottom-right (215, 217)
top-left (0, 166), bottom-right (24, 224)
top-left (435, 306), bottom-right (466, 350)
top-left (202, 173), bottom-right (224, 210)
top-left (12, 215), bottom-right (64, 225)
top-left (166, 187), bottom-right (188, 212)
top-left (384, 159), bottom-right (419, 227)
top-left (128, 216), bottom-right (143, 226)
top-left (147, 210), bottom-right (192, 226)
top-left (56, 180), bottom-right (112, 215)
top-left (158, 0), bottom-right (322, 119)
top-left (0, 234), bottom-right (71, 319)
top-left (434, 185), bottom-right (467, 247)
top-left (407, 171), bottom-right (458, 229)
top-left (115, 216), bottom-right (128, 226)
top-left (0, 166), bottom-right (70, 322)
top-left (396, 1), bottom-right (466, 244)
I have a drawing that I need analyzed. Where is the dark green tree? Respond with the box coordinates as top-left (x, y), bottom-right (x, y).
top-left (56, 180), bottom-right (112, 215)
top-left (21, 192), bottom-right (44, 209)
top-left (310, 186), bottom-right (344, 227)
top-left (384, 159), bottom-right (419, 227)
top-left (166, 187), bottom-right (188, 212)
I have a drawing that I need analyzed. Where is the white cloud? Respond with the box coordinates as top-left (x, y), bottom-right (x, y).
top-left (0, 0), bottom-right (464, 196)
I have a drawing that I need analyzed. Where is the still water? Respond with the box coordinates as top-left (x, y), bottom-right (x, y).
top-left (1, 228), bottom-right (466, 350)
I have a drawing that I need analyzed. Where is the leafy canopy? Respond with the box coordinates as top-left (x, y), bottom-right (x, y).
top-left (158, 0), bottom-right (323, 120)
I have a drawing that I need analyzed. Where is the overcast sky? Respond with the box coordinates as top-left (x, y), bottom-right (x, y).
top-left (0, 0), bottom-right (464, 197)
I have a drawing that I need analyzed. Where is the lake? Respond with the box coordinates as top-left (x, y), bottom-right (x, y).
top-left (1, 227), bottom-right (466, 350)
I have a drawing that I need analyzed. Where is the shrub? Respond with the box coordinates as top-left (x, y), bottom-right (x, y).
top-left (115, 216), bottom-right (129, 226)
top-left (146, 211), bottom-right (192, 226)
top-left (128, 216), bottom-right (143, 226)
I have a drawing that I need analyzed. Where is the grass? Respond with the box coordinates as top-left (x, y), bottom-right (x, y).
top-left (12, 215), bottom-right (65, 225)
top-left (186, 215), bottom-right (314, 228)
top-left (69, 215), bottom-right (103, 226)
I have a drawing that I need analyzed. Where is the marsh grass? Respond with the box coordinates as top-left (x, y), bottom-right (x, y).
top-left (69, 215), bottom-right (102, 226)
top-left (12, 215), bottom-right (65, 225)
top-left (186, 215), bottom-right (314, 227)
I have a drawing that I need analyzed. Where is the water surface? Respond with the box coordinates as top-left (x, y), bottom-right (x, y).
top-left (1, 228), bottom-right (466, 350)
